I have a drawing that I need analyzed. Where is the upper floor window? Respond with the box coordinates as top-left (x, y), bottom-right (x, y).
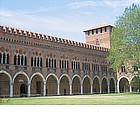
top-left (101, 65), bottom-right (107, 73)
top-left (121, 65), bottom-right (126, 73)
top-left (14, 54), bottom-right (27, 66)
top-left (72, 60), bottom-right (80, 70)
top-left (96, 39), bottom-right (100, 45)
top-left (92, 63), bottom-right (99, 72)
top-left (82, 63), bottom-right (90, 71)
top-left (60, 59), bottom-right (68, 69)
top-left (59, 55), bottom-right (69, 69)
top-left (31, 56), bottom-right (42, 67)
top-left (0, 52), bottom-right (9, 64)
top-left (46, 58), bottom-right (56, 69)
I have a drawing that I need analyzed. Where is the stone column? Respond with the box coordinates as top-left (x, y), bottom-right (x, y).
top-left (108, 84), bottom-right (110, 93)
top-left (43, 82), bottom-right (46, 96)
top-left (66, 60), bottom-right (68, 69)
top-left (1, 53), bottom-right (3, 64)
top-left (36, 57), bottom-right (38, 67)
top-left (57, 83), bottom-right (60, 95)
top-left (10, 82), bottom-right (13, 97)
top-left (91, 84), bottom-right (93, 94)
top-left (117, 81), bottom-right (120, 93)
top-left (20, 55), bottom-right (22, 65)
top-left (70, 84), bottom-right (72, 95)
top-left (81, 84), bottom-right (83, 94)
top-left (130, 85), bottom-right (132, 93)
top-left (100, 84), bottom-right (102, 94)
top-left (5, 55), bottom-right (7, 64)
top-left (27, 83), bottom-right (31, 97)
top-left (23, 56), bottom-right (25, 66)
top-left (39, 58), bottom-right (41, 67)
top-left (16, 56), bottom-right (18, 65)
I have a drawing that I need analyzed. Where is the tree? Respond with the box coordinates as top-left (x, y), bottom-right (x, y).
top-left (108, 4), bottom-right (140, 74)
top-left (131, 75), bottom-right (140, 92)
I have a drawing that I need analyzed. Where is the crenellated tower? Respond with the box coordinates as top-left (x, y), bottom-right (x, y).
top-left (84, 23), bottom-right (113, 48)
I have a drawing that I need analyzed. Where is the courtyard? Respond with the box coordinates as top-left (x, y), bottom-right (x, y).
top-left (0, 93), bottom-right (140, 105)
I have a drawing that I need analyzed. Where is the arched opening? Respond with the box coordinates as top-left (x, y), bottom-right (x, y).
top-left (101, 78), bottom-right (108, 93)
top-left (60, 76), bottom-right (70, 96)
top-left (0, 73), bottom-right (10, 97)
top-left (0, 53), bottom-right (1, 64)
top-left (7, 53), bottom-right (9, 64)
top-left (72, 76), bottom-right (81, 95)
top-left (93, 77), bottom-right (100, 94)
top-left (14, 55), bottom-right (17, 65)
top-left (20, 84), bottom-right (28, 97)
top-left (119, 77), bottom-right (130, 93)
top-left (3, 53), bottom-right (5, 64)
top-left (110, 78), bottom-right (115, 93)
top-left (31, 74), bottom-right (44, 97)
top-left (13, 74), bottom-right (28, 97)
top-left (83, 77), bottom-right (91, 94)
top-left (46, 75), bottom-right (58, 96)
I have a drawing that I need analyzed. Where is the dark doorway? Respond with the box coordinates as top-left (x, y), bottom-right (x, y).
top-left (20, 84), bottom-right (27, 97)
top-left (64, 89), bottom-right (66, 95)
top-left (36, 81), bottom-right (41, 96)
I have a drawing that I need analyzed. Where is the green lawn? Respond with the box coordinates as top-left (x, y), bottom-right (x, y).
top-left (1, 93), bottom-right (140, 105)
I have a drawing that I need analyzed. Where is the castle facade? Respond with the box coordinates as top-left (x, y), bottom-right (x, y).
top-left (0, 23), bottom-right (134, 98)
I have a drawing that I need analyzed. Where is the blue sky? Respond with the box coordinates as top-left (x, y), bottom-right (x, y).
top-left (0, 0), bottom-right (139, 42)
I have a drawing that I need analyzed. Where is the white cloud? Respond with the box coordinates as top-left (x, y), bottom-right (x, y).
top-left (16, 7), bottom-right (59, 15)
top-left (0, 8), bottom-right (88, 42)
top-left (0, 11), bottom-right (13, 17)
top-left (67, 1), bottom-right (97, 9)
top-left (103, 0), bottom-right (140, 8)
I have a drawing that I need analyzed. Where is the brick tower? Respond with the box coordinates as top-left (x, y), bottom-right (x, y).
top-left (83, 23), bottom-right (113, 48)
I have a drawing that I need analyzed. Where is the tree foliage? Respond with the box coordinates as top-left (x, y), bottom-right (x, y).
top-left (131, 75), bottom-right (140, 91)
top-left (108, 4), bottom-right (140, 74)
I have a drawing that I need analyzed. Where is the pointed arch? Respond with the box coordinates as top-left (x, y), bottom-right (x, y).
top-left (118, 76), bottom-right (130, 93)
top-left (72, 74), bottom-right (81, 95)
top-left (82, 75), bottom-right (92, 94)
top-left (30, 72), bottom-right (45, 96)
top-left (93, 76), bottom-right (100, 94)
top-left (110, 77), bottom-right (116, 93)
top-left (13, 71), bottom-right (29, 97)
top-left (101, 77), bottom-right (109, 93)
top-left (59, 74), bottom-right (71, 96)
top-left (0, 70), bottom-right (12, 97)
top-left (46, 73), bottom-right (59, 96)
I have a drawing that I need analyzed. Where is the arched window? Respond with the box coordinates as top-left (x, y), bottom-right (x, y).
top-left (34, 57), bottom-right (36, 66)
top-left (25, 56), bottom-right (27, 66)
top-left (54, 59), bottom-right (56, 68)
top-left (31, 57), bottom-right (33, 66)
top-left (14, 55), bottom-right (17, 65)
top-left (40, 58), bottom-right (42, 67)
top-left (0, 53), bottom-right (1, 64)
top-left (121, 65), bottom-right (126, 73)
top-left (46, 58), bottom-right (48, 67)
top-left (18, 55), bottom-right (20, 65)
top-left (7, 54), bottom-right (9, 64)
top-left (3, 53), bottom-right (5, 64)
top-left (21, 55), bottom-right (24, 65)
top-left (37, 57), bottom-right (39, 67)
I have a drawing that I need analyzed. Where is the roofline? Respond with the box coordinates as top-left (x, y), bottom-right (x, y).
top-left (83, 25), bottom-right (113, 32)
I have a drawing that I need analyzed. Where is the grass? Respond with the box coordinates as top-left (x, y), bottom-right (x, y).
top-left (0, 93), bottom-right (140, 105)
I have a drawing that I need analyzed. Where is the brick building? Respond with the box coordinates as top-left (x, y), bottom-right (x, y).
top-left (0, 23), bottom-right (133, 98)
